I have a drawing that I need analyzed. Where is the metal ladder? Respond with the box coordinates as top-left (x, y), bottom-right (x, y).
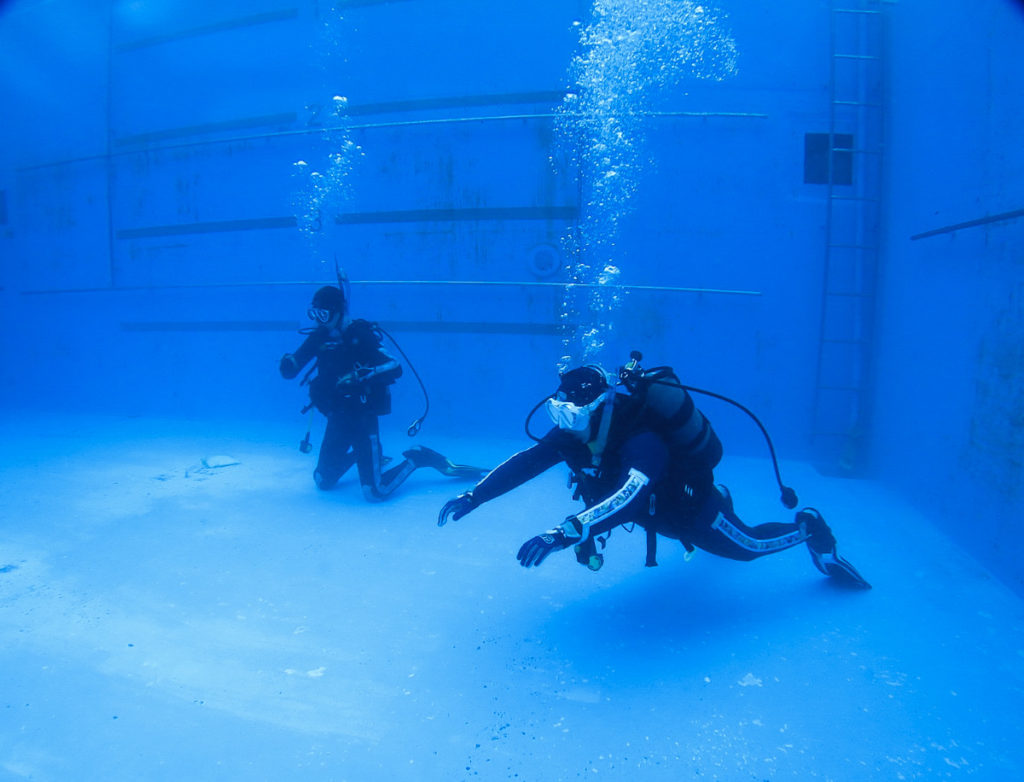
top-left (812, 0), bottom-right (887, 474)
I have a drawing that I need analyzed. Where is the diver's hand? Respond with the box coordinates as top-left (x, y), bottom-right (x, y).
top-left (337, 365), bottom-right (376, 391)
top-left (517, 529), bottom-right (571, 568)
top-left (438, 492), bottom-right (476, 527)
top-left (279, 353), bottom-right (299, 379)
top-left (336, 372), bottom-right (361, 391)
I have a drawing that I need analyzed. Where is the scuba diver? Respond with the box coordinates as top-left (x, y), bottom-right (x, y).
top-left (279, 283), bottom-right (486, 500)
top-left (437, 355), bottom-right (870, 588)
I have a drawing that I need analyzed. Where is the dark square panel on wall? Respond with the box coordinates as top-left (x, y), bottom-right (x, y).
top-left (804, 132), bottom-right (853, 185)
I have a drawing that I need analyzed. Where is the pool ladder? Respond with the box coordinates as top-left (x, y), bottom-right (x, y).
top-left (812, 0), bottom-right (887, 474)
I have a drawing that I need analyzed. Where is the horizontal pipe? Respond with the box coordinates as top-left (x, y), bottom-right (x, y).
top-left (19, 110), bottom-right (768, 171)
top-left (118, 319), bottom-right (564, 336)
top-left (334, 206), bottom-right (578, 224)
top-left (352, 280), bottom-right (761, 294)
top-left (344, 111), bottom-right (769, 133)
top-left (22, 279), bottom-right (762, 297)
top-left (114, 113), bottom-right (299, 148)
top-left (116, 109), bottom-right (768, 147)
top-left (345, 91), bottom-right (566, 117)
top-left (910, 207), bottom-right (1024, 240)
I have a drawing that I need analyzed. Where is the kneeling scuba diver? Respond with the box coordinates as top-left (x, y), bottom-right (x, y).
top-left (279, 266), bottom-right (490, 498)
top-left (437, 352), bottom-right (870, 588)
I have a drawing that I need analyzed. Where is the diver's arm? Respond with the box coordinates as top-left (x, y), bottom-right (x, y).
top-left (516, 432), bottom-right (667, 565)
top-left (559, 431), bottom-right (667, 542)
top-left (557, 468), bottom-right (651, 544)
top-left (337, 348), bottom-right (403, 388)
top-left (362, 348), bottom-right (403, 385)
top-left (437, 440), bottom-right (563, 526)
top-left (516, 465), bottom-right (653, 568)
top-left (279, 329), bottom-right (324, 379)
top-left (472, 441), bottom-right (564, 504)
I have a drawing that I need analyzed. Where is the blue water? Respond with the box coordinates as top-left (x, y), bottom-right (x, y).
top-left (1, 1), bottom-right (1023, 779)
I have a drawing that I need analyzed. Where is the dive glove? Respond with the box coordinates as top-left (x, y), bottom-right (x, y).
top-left (279, 353), bottom-right (299, 379)
top-left (516, 516), bottom-right (584, 568)
top-left (438, 491), bottom-right (477, 527)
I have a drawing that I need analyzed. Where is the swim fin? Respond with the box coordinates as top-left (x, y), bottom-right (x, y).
top-left (809, 546), bottom-right (872, 589)
top-left (403, 446), bottom-right (489, 479)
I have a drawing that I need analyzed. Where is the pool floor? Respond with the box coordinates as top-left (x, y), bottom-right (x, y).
top-left (1, 415), bottom-right (1021, 781)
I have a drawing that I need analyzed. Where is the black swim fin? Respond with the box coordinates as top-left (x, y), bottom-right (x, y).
top-left (403, 446), bottom-right (489, 479)
top-left (809, 546), bottom-right (872, 589)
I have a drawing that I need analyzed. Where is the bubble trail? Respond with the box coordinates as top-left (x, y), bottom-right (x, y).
top-left (553, 0), bottom-right (738, 370)
top-left (291, 7), bottom-right (364, 279)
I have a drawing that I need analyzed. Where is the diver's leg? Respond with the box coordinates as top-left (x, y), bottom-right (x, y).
top-left (684, 487), bottom-right (871, 588)
top-left (314, 414), bottom-right (357, 490)
top-left (354, 414), bottom-right (416, 501)
top-left (685, 485), bottom-right (810, 561)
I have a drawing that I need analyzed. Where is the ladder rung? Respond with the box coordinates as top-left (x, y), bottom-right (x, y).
top-left (828, 243), bottom-right (877, 250)
top-left (828, 146), bottom-right (881, 156)
top-left (834, 8), bottom-right (883, 14)
top-left (819, 142), bottom-right (884, 155)
top-left (834, 54), bottom-right (880, 60)
top-left (818, 385), bottom-right (866, 392)
top-left (833, 101), bottom-right (883, 108)
top-left (830, 195), bottom-right (879, 202)
top-left (823, 337), bottom-right (869, 345)
top-left (825, 292), bottom-right (872, 300)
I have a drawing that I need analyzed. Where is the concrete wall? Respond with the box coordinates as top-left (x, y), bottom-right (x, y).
top-left (0, 0), bottom-right (844, 458)
top-left (871, 0), bottom-right (1024, 591)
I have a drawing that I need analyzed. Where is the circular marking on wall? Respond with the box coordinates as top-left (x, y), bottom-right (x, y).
top-left (527, 244), bottom-right (562, 279)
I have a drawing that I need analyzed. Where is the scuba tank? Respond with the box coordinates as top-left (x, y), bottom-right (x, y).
top-left (623, 363), bottom-right (718, 463)
top-left (619, 351), bottom-right (798, 510)
top-left (336, 258), bottom-right (429, 436)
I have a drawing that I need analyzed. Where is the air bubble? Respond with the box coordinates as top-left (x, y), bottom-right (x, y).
top-left (554, 0), bottom-right (736, 367)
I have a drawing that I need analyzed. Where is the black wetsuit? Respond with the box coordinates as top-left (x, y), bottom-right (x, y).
top-left (472, 390), bottom-right (810, 563)
top-left (280, 318), bottom-right (417, 499)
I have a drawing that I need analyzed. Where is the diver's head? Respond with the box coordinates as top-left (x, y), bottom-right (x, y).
top-left (308, 285), bottom-right (347, 328)
top-left (545, 365), bottom-right (614, 435)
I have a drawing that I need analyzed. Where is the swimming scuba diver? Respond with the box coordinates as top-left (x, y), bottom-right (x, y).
top-left (279, 283), bottom-right (486, 500)
top-left (437, 358), bottom-right (870, 588)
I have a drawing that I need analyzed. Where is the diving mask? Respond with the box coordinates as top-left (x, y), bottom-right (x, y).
top-left (308, 306), bottom-right (333, 324)
top-left (545, 393), bottom-right (605, 433)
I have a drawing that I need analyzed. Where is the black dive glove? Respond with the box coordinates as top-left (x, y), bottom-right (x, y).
top-left (279, 353), bottom-right (299, 379)
top-left (516, 516), bottom-right (584, 568)
top-left (438, 491), bottom-right (477, 527)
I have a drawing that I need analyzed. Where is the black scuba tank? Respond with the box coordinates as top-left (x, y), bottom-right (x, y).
top-left (633, 367), bottom-right (722, 467)
top-left (619, 350), bottom-right (797, 508)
